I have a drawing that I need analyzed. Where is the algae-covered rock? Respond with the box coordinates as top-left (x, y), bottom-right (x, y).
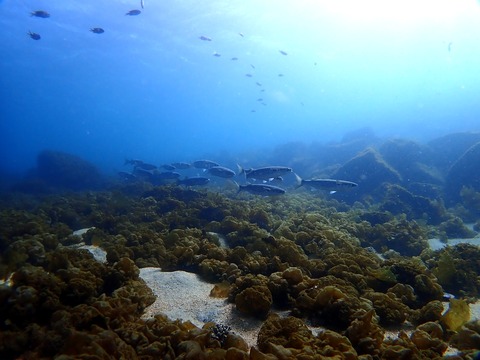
top-left (431, 244), bottom-right (480, 297)
top-left (438, 216), bottom-right (477, 239)
top-left (363, 291), bottom-right (410, 326)
top-left (442, 298), bottom-right (470, 331)
top-left (380, 184), bottom-right (447, 225)
top-left (333, 147), bottom-right (401, 201)
top-left (235, 285), bottom-right (272, 319)
top-left (345, 309), bottom-right (384, 356)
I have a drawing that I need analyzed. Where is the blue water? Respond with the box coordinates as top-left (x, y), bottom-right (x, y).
top-left (2, 0), bottom-right (480, 175)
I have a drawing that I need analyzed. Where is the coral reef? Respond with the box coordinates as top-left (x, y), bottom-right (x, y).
top-left (1, 179), bottom-right (479, 358)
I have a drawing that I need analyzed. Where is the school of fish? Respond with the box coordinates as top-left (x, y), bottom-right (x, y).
top-left (121, 158), bottom-right (358, 197)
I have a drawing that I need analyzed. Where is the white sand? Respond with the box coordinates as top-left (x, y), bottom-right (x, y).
top-left (140, 268), bottom-right (263, 347)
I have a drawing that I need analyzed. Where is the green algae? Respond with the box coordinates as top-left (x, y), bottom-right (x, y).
top-left (0, 184), bottom-right (478, 358)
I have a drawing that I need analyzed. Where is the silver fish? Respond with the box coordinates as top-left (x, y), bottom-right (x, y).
top-left (193, 160), bottom-right (220, 169)
top-left (161, 164), bottom-right (176, 171)
top-left (237, 165), bottom-right (292, 180)
top-left (177, 177), bottom-right (210, 186)
top-left (295, 174), bottom-right (358, 193)
top-left (171, 162), bottom-right (191, 169)
top-left (208, 166), bottom-right (236, 178)
top-left (238, 183), bottom-right (286, 196)
top-left (154, 171), bottom-right (181, 180)
top-left (135, 162), bottom-right (157, 171)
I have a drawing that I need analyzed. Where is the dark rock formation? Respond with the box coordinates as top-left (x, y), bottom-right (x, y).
top-left (333, 147), bottom-right (401, 201)
top-left (15, 150), bottom-right (104, 192)
top-left (428, 132), bottom-right (480, 173)
top-left (444, 141), bottom-right (480, 205)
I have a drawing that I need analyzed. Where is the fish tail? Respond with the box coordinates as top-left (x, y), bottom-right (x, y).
top-left (294, 173), bottom-right (303, 189)
top-left (236, 164), bottom-right (245, 175)
top-left (232, 180), bottom-right (241, 193)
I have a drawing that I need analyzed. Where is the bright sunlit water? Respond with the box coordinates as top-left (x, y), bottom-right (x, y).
top-left (1, 0), bottom-right (480, 174)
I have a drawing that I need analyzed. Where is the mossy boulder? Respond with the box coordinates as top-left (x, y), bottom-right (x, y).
top-left (333, 147), bottom-right (402, 202)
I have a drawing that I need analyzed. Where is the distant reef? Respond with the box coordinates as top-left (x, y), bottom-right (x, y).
top-left (268, 131), bottom-right (480, 211)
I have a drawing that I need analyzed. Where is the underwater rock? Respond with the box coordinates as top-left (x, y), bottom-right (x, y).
top-left (25, 150), bottom-right (103, 191)
top-left (363, 291), bottom-right (410, 326)
top-left (428, 132), bottom-right (480, 173)
top-left (257, 313), bottom-right (358, 359)
top-left (352, 217), bottom-right (429, 257)
top-left (438, 216), bottom-right (477, 239)
top-left (431, 244), bottom-right (480, 297)
top-left (450, 324), bottom-right (480, 350)
top-left (235, 285), bottom-right (272, 319)
top-left (445, 141), bottom-right (480, 205)
top-left (379, 184), bottom-right (447, 225)
top-left (379, 139), bottom-right (442, 187)
top-left (332, 147), bottom-right (402, 202)
top-left (345, 309), bottom-right (384, 356)
top-left (442, 298), bottom-right (471, 331)
top-left (411, 300), bottom-right (444, 325)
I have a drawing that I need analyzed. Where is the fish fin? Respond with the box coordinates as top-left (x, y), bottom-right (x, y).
top-left (294, 173), bottom-right (303, 189)
top-left (232, 180), bottom-right (241, 193)
top-left (236, 164), bottom-right (244, 175)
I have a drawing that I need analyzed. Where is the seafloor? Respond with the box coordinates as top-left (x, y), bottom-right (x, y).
top-left (1, 133), bottom-right (480, 359)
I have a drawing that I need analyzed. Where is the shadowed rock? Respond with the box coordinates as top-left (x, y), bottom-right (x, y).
top-left (445, 141), bottom-right (480, 205)
top-left (333, 148), bottom-right (401, 201)
top-left (26, 150), bottom-right (103, 191)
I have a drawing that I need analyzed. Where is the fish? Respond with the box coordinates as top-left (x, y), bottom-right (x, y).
top-left (294, 174), bottom-right (358, 193)
top-left (118, 171), bottom-right (136, 181)
top-left (154, 171), bottom-right (181, 180)
top-left (31, 10), bottom-right (50, 18)
top-left (237, 183), bottom-right (286, 196)
top-left (141, 0), bottom-right (145, 9)
top-left (199, 35), bottom-right (212, 41)
top-left (239, 32), bottom-right (244, 37)
top-left (208, 166), bottom-right (236, 178)
top-left (237, 165), bottom-right (293, 180)
top-left (257, 98), bottom-right (263, 101)
top-left (124, 159), bottom-right (144, 167)
top-left (245, 74), bottom-right (253, 77)
top-left (256, 82), bottom-right (262, 86)
top-left (90, 28), bottom-right (105, 34)
top-left (231, 57), bottom-right (238, 61)
top-left (193, 160), bottom-right (220, 169)
top-left (279, 50), bottom-right (288, 56)
top-left (27, 31), bottom-right (41, 40)
top-left (126, 10), bottom-right (141, 16)
top-left (161, 164), bottom-right (176, 171)
top-left (250, 64), bottom-right (255, 69)
top-left (171, 162), bottom-right (191, 169)
top-left (133, 168), bottom-right (154, 181)
top-left (135, 162), bottom-right (157, 171)
top-left (278, 73), bottom-right (284, 77)
top-left (177, 177), bottom-right (210, 186)
top-left (213, 52), bottom-right (221, 57)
